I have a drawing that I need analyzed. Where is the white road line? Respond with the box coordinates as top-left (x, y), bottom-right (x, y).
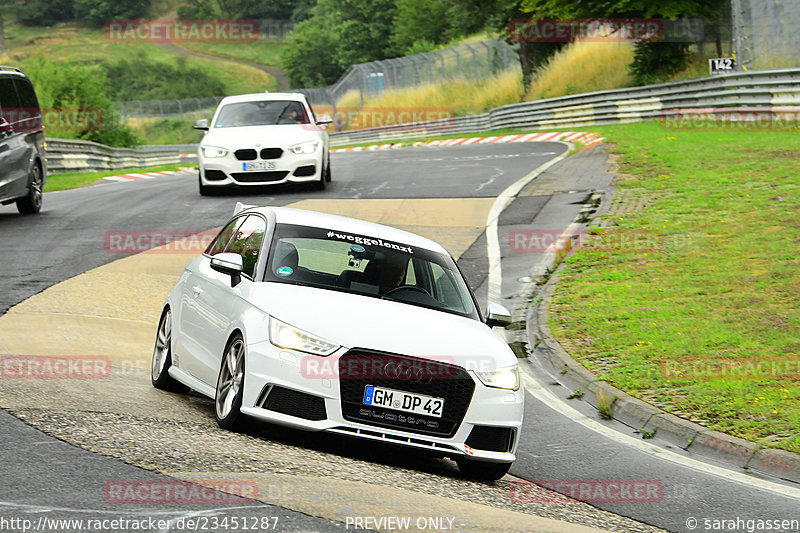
top-left (485, 143), bottom-right (572, 303)
top-left (484, 144), bottom-right (800, 500)
top-left (519, 370), bottom-right (800, 500)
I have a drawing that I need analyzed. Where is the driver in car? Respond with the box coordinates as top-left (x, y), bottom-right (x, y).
top-left (378, 253), bottom-right (408, 293)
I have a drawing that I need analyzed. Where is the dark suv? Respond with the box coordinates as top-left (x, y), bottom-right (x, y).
top-left (0, 66), bottom-right (46, 214)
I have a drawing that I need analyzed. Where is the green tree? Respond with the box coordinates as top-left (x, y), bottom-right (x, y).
top-left (13, 0), bottom-right (75, 26)
top-left (390, 0), bottom-right (450, 55)
top-left (73, 0), bottom-right (152, 28)
top-left (331, 0), bottom-right (397, 67)
top-left (520, 0), bottom-right (728, 85)
top-left (281, 15), bottom-right (343, 87)
top-left (99, 52), bottom-right (226, 100)
top-left (177, 0), bottom-right (295, 20)
top-left (22, 55), bottom-right (139, 146)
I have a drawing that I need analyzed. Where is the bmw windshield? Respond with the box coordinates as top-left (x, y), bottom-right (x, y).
top-left (213, 100), bottom-right (310, 128)
top-left (264, 224), bottom-right (480, 320)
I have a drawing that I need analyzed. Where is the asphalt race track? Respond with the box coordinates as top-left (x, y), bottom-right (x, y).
top-left (0, 142), bottom-right (798, 533)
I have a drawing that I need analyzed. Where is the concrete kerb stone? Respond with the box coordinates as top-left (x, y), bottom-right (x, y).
top-left (523, 175), bottom-right (800, 485)
top-left (748, 448), bottom-right (800, 484)
top-left (692, 429), bottom-right (759, 469)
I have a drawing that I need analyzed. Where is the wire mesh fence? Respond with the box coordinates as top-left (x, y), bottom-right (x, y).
top-left (732, 0), bottom-right (800, 70)
top-left (296, 38), bottom-right (520, 107)
top-left (116, 96), bottom-right (224, 121)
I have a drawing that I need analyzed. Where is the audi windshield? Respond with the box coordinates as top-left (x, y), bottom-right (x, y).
top-left (264, 224), bottom-right (480, 320)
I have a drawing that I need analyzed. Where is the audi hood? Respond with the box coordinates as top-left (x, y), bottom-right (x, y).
top-left (250, 282), bottom-right (517, 369)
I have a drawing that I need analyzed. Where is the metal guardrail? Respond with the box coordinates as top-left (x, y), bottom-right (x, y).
top-left (328, 68), bottom-right (800, 146)
top-left (45, 138), bottom-right (197, 174)
top-left (47, 68), bottom-right (800, 172)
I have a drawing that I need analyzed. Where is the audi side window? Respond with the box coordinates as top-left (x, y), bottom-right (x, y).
top-left (206, 217), bottom-right (246, 256)
top-left (224, 215), bottom-right (266, 279)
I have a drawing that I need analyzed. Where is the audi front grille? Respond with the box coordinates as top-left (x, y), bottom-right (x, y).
top-left (338, 349), bottom-right (475, 438)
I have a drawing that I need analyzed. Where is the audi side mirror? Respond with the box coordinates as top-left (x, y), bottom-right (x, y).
top-left (210, 253), bottom-right (244, 287)
top-left (485, 302), bottom-right (513, 328)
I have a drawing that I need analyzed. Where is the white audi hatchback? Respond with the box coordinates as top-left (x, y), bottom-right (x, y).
top-left (152, 204), bottom-right (524, 480)
top-left (194, 93), bottom-right (332, 195)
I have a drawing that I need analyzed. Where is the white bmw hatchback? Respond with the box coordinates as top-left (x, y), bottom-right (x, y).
top-left (194, 93), bottom-right (332, 195)
top-left (152, 205), bottom-right (524, 480)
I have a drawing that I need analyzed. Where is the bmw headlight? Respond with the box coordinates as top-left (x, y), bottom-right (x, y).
top-left (475, 365), bottom-right (520, 391)
top-left (289, 141), bottom-right (319, 154)
top-left (202, 146), bottom-right (228, 158)
top-left (269, 318), bottom-right (339, 356)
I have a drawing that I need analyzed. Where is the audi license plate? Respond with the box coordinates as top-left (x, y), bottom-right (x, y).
top-left (363, 385), bottom-right (444, 418)
top-left (243, 161), bottom-right (276, 171)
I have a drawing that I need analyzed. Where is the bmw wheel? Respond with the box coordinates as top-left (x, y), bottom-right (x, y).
top-left (215, 334), bottom-right (246, 430)
top-left (151, 308), bottom-right (188, 392)
top-left (325, 156), bottom-right (332, 182)
top-left (16, 163), bottom-right (43, 214)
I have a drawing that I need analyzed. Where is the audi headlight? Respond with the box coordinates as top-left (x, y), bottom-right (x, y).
top-left (475, 365), bottom-right (520, 391)
top-left (289, 141), bottom-right (319, 154)
top-left (269, 318), bottom-right (339, 356)
top-left (202, 146), bottom-right (228, 158)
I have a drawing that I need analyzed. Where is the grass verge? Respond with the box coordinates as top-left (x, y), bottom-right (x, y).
top-left (549, 121), bottom-right (800, 453)
top-left (45, 164), bottom-right (189, 192)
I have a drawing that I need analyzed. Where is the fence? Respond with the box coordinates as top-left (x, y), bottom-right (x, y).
top-left (327, 67), bottom-right (800, 146)
top-left (732, 0), bottom-right (800, 70)
top-left (114, 39), bottom-right (519, 120)
top-left (58, 68), bottom-right (800, 173)
top-left (296, 39), bottom-right (520, 107)
top-left (116, 96), bottom-right (223, 121)
top-left (45, 138), bottom-right (195, 174)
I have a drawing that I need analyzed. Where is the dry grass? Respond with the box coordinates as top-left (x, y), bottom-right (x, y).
top-left (322, 70), bottom-right (523, 130)
top-left (525, 39), bottom-right (634, 101)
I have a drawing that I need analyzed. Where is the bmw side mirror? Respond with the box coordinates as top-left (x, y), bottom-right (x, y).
top-left (316, 113), bottom-right (333, 126)
top-left (193, 119), bottom-right (209, 131)
top-left (485, 302), bottom-right (513, 328)
top-left (210, 253), bottom-right (244, 287)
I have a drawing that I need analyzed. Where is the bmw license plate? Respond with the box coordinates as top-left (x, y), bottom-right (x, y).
top-left (243, 161), bottom-right (276, 171)
top-left (363, 385), bottom-right (444, 418)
